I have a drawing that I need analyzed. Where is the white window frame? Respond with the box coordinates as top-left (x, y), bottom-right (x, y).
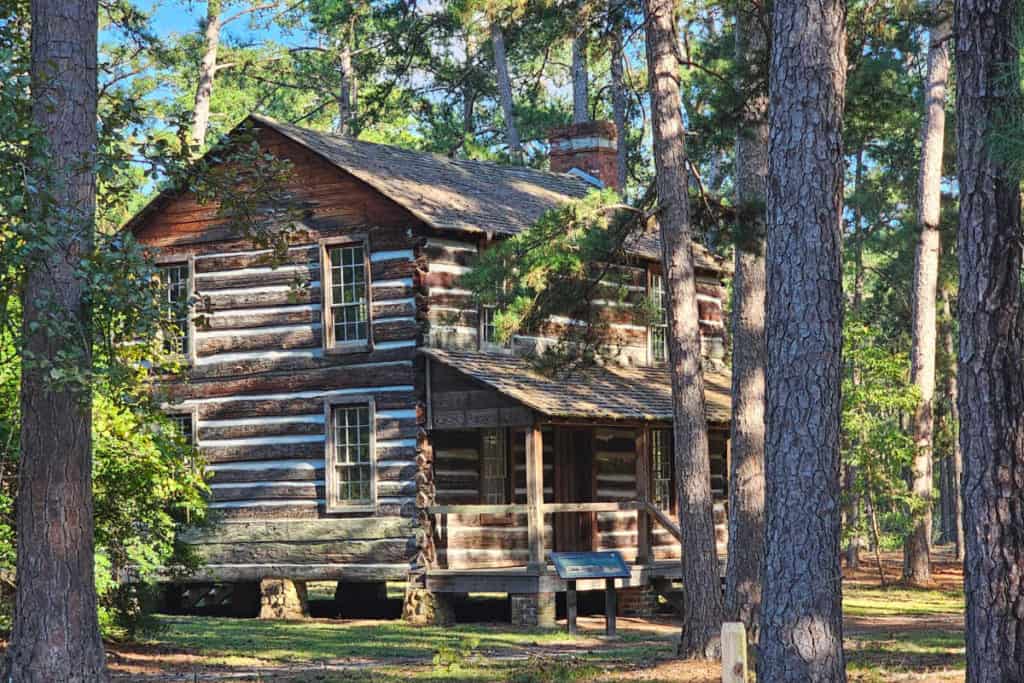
top-left (479, 304), bottom-right (510, 350)
top-left (157, 258), bottom-right (195, 363)
top-left (324, 396), bottom-right (376, 513)
top-left (164, 405), bottom-right (197, 445)
top-left (651, 428), bottom-right (673, 513)
top-left (320, 235), bottom-right (372, 353)
top-left (647, 269), bottom-right (668, 365)
top-left (480, 428), bottom-right (509, 504)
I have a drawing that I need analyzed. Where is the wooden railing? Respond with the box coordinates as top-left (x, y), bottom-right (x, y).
top-left (644, 500), bottom-right (683, 543)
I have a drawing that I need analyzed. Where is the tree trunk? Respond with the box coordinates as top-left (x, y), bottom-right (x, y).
top-left (490, 20), bottom-right (522, 163)
top-left (759, 0), bottom-right (847, 677)
top-left (903, 0), bottom-right (951, 587)
top-left (955, 0), bottom-right (1024, 673)
top-left (940, 291), bottom-right (963, 561)
top-left (337, 41), bottom-right (355, 135)
top-left (191, 0), bottom-right (222, 149)
top-left (723, 0), bottom-right (767, 641)
top-left (642, 0), bottom-right (723, 659)
top-left (609, 29), bottom-right (628, 191)
top-left (571, 31), bottom-right (589, 123)
top-left (2, 1), bottom-right (107, 681)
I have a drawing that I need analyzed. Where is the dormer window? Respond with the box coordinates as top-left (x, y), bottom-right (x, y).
top-left (321, 237), bottom-right (371, 352)
top-left (648, 271), bottom-right (668, 364)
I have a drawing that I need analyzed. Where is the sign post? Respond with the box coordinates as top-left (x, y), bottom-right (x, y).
top-left (550, 551), bottom-right (631, 638)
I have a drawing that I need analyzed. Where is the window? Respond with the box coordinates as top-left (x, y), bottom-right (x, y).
top-left (322, 239), bottom-right (369, 350)
top-left (160, 263), bottom-right (190, 356)
top-left (480, 305), bottom-right (501, 346)
top-left (167, 412), bottom-right (194, 445)
top-left (648, 272), bottom-right (668, 364)
top-left (327, 401), bottom-right (374, 510)
top-left (651, 429), bottom-right (672, 512)
top-left (480, 429), bottom-right (508, 504)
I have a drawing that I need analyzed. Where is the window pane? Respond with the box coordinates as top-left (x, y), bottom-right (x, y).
top-left (649, 274), bottom-right (668, 363)
top-left (651, 429), bottom-right (672, 512)
top-left (333, 405), bottom-right (373, 505)
top-left (160, 264), bottom-right (190, 355)
top-left (480, 429), bottom-right (508, 504)
top-left (329, 245), bottom-right (368, 344)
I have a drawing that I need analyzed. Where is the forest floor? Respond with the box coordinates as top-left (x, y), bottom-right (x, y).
top-left (95, 548), bottom-right (964, 681)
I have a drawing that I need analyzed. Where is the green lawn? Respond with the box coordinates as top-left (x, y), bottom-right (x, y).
top-left (843, 584), bottom-right (965, 618)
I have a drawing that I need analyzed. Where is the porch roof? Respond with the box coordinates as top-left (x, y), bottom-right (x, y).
top-left (422, 348), bottom-right (731, 424)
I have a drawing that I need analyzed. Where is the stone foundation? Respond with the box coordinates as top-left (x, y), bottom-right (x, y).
top-left (258, 578), bottom-right (309, 620)
top-left (616, 586), bottom-right (658, 617)
top-left (402, 587), bottom-right (455, 626)
top-left (510, 592), bottom-right (556, 628)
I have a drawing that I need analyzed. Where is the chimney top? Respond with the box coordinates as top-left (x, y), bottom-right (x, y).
top-left (548, 121), bottom-right (619, 191)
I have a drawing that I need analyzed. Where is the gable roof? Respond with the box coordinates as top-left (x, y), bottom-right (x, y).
top-left (422, 347), bottom-right (731, 424)
top-left (251, 116), bottom-right (725, 272)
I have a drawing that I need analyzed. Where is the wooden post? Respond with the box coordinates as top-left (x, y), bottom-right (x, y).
top-left (635, 426), bottom-right (652, 565)
top-left (526, 423), bottom-right (545, 572)
top-left (604, 577), bottom-right (617, 638)
top-left (721, 622), bottom-right (748, 683)
top-left (566, 579), bottom-right (577, 635)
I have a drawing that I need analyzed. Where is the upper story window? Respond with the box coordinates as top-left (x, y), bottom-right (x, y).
top-left (326, 399), bottom-right (375, 511)
top-left (651, 428), bottom-right (672, 512)
top-left (167, 411), bottom-right (194, 445)
top-left (322, 238), bottom-right (370, 351)
top-left (480, 305), bottom-right (504, 348)
top-left (160, 263), bottom-right (191, 357)
top-left (648, 271), bottom-right (668, 364)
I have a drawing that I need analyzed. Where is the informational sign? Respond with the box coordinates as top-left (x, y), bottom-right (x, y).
top-left (550, 551), bottom-right (631, 580)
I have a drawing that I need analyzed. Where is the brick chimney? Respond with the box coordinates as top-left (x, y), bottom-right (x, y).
top-left (548, 121), bottom-right (619, 191)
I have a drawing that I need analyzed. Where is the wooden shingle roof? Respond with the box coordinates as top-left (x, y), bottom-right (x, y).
top-left (253, 115), bottom-right (725, 272)
top-left (422, 347), bottom-right (731, 424)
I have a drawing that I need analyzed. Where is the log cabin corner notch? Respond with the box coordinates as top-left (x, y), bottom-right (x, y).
top-left (126, 113), bottom-right (732, 622)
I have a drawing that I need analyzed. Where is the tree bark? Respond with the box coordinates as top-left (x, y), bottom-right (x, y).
top-left (571, 31), bottom-right (589, 123)
top-left (337, 41), bottom-right (355, 135)
top-left (759, 0), bottom-right (847, 677)
top-left (490, 20), bottom-right (522, 163)
top-left (903, 0), bottom-right (951, 587)
top-left (954, 0), bottom-right (1024, 675)
top-left (642, 0), bottom-right (723, 659)
top-left (191, 0), bottom-right (222, 149)
top-left (723, 0), bottom-right (767, 641)
top-left (2, 0), bottom-right (107, 681)
top-left (940, 291), bottom-right (963, 561)
top-left (609, 29), bottom-right (628, 191)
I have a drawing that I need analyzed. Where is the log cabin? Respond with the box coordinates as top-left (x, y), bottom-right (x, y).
top-left (128, 115), bottom-right (733, 625)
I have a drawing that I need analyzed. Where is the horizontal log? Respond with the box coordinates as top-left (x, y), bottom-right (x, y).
top-left (373, 299), bottom-right (416, 318)
top-left (543, 501), bottom-right (642, 513)
top-left (211, 482), bottom-right (324, 502)
top-left (198, 307), bottom-right (321, 332)
top-left (201, 286), bottom-right (321, 310)
top-left (194, 245), bottom-right (317, 273)
top-left (372, 259), bottom-right (415, 281)
top-left (198, 420), bottom-right (324, 441)
top-left (192, 538), bottom-right (414, 565)
top-left (206, 466), bottom-right (323, 484)
top-left (202, 440), bottom-right (324, 463)
top-left (196, 263), bottom-right (318, 291)
top-left (377, 417), bottom-right (418, 441)
top-left (180, 516), bottom-right (415, 544)
top-left (373, 282), bottom-right (415, 300)
top-left (430, 504), bottom-right (528, 515)
top-left (422, 244), bottom-right (477, 268)
top-left (192, 391), bottom-right (417, 420)
top-left (375, 461), bottom-right (417, 482)
top-left (196, 326), bottom-right (320, 355)
top-left (167, 363), bottom-right (414, 400)
top-left (208, 503), bottom-right (321, 520)
top-left (372, 318), bottom-right (419, 343)
top-left (186, 346), bottom-right (416, 381)
top-left (178, 562), bottom-right (410, 583)
top-left (646, 501), bottom-right (683, 542)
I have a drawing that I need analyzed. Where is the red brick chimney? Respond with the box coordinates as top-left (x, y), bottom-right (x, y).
top-left (548, 121), bottom-right (619, 191)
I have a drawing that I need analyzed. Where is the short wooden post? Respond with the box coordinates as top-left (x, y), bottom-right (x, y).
top-left (634, 427), bottom-right (652, 565)
top-left (604, 577), bottom-right (617, 638)
top-left (525, 424), bottom-right (545, 572)
top-left (721, 621), bottom-right (748, 683)
top-left (566, 579), bottom-right (577, 635)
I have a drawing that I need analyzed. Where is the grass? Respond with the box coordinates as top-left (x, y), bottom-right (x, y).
top-left (843, 584), bottom-right (964, 617)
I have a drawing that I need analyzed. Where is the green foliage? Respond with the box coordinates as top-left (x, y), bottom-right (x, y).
top-left (842, 317), bottom-right (921, 544)
top-left (432, 635), bottom-right (481, 674)
top-left (507, 656), bottom-right (600, 683)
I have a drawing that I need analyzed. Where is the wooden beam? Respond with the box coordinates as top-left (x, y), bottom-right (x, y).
top-left (526, 424), bottom-right (545, 571)
top-left (541, 501), bottom-right (642, 513)
top-left (635, 426), bottom-right (652, 565)
top-left (428, 503), bottom-right (528, 515)
top-left (645, 500), bottom-right (683, 543)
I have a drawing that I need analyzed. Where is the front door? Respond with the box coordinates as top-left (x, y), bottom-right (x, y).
top-left (553, 428), bottom-right (596, 552)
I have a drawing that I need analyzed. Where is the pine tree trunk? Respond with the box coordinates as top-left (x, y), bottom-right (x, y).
top-left (490, 20), bottom-right (522, 163)
top-left (191, 0), bottom-right (222, 149)
top-left (571, 32), bottom-right (589, 123)
top-left (642, 0), bottom-right (723, 659)
top-left (955, 0), bottom-right (1024, 678)
top-left (337, 41), bottom-right (354, 135)
top-left (904, 0), bottom-right (951, 587)
top-left (2, 1), bottom-right (107, 680)
top-left (723, 0), bottom-right (767, 641)
top-left (609, 30), bottom-right (628, 191)
top-left (940, 291), bottom-right (963, 561)
top-left (759, 0), bottom-right (847, 677)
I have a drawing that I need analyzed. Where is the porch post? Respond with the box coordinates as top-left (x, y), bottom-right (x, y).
top-left (526, 423), bottom-right (545, 572)
top-left (635, 426), bottom-right (652, 565)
